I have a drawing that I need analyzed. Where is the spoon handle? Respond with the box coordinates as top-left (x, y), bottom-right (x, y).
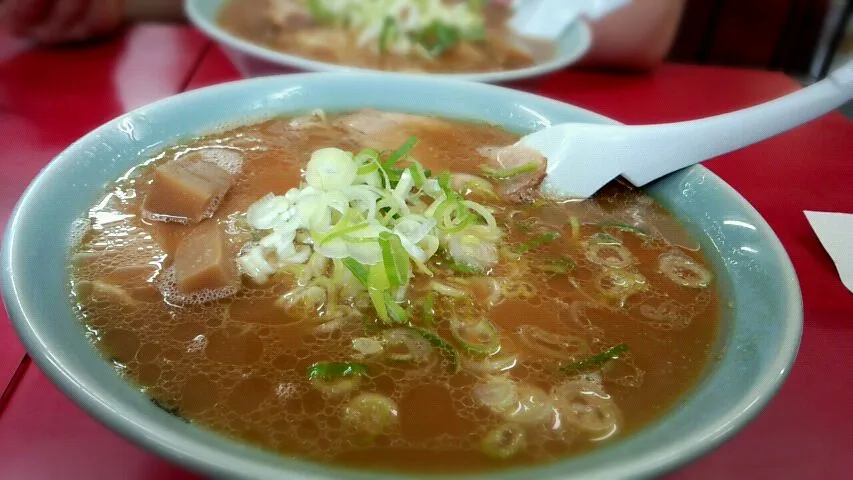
top-left (620, 60), bottom-right (853, 187)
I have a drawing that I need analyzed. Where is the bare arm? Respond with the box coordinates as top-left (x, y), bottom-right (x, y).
top-left (579, 0), bottom-right (685, 71)
top-left (0, 0), bottom-right (185, 44)
top-left (123, 0), bottom-right (185, 23)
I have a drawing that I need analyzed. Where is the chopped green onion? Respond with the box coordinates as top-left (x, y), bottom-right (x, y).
top-left (355, 148), bottom-right (380, 163)
top-left (437, 170), bottom-right (456, 198)
top-left (384, 291), bottom-right (409, 324)
top-left (319, 221), bottom-right (369, 245)
top-left (589, 232), bottom-right (621, 245)
top-left (422, 292), bottom-right (436, 327)
top-left (513, 231), bottom-right (560, 253)
top-left (416, 21), bottom-right (461, 56)
top-left (515, 218), bottom-right (535, 233)
top-left (536, 256), bottom-right (576, 274)
top-left (307, 361), bottom-right (369, 381)
top-left (355, 148), bottom-right (381, 175)
top-left (430, 281), bottom-right (470, 298)
top-left (378, 232), bottom-right (410, 288)
top-left (450, 318), bottom-right (501, 356)
top-left (447, 261), bottom-right (480, 275)
top-left (461, 24), bottom-right (486, 42)
top-left (342, 257), bottom-right (370, 287)
top-left (598, 221), bottom-right (648, 236)
top-left (409, 327), bottom-right (460, 373)
top-left (368, 263), bottom-right (391, 324)
top-left (560, 344), bottom-right (629, 374)
top-left (379, 16), bottom-right (397, 55)
top-left (479, 162), bottom-right (539, 179)
top-left (306, 0), bottom-right (332, 23)
top-left (383, 136), bottom-right (418, 169)
top-left (480, 423), bottom-right (527, 459)
top-left (435, 199), bottom-right (474, 233)
top-left (569, 216), bottom-right (581, 240)
top-left (408, 160), bottom-right (428, 188)
top-left (467, 0), bottom-right (487, 12)
top-left (356, 162), bottom-right (379, 176)
top-left (369, 288), bottom-right (389, 324)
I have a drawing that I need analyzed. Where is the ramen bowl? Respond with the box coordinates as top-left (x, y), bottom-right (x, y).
top-left (1, 73), bottom-right (802, 480)
top-left (185, 0), bottom-right (592, 82)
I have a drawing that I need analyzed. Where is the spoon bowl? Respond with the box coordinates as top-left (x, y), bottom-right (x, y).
top-left (526, 60), bottom-right (853, 198)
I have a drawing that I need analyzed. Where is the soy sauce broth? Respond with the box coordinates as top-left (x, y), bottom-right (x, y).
top-left (69, 111), bottom-right (719, 474)
top-left (217, 0), bottom-right (550, 74)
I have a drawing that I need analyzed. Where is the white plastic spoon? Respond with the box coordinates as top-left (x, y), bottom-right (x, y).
top-left (508, 0), bottom-right (630, 41)
top-left (520, 60), bottom-right (853, 199)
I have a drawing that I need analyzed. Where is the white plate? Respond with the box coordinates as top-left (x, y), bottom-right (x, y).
top-left (185, 0), bottom-right (591, 83)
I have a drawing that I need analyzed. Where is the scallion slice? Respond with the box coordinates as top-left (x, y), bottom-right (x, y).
top-left (342, 257), bottom-right (370, 287)
top-left (378, 231), bottom-right (410, 288)
top-left (450, 318), bottom-right (501, 356)
top-left (435, 199), bottom-right (474, 233)
top-left (416, 21), bottom-right (461, 56)
top-left (560, 344), bottom-right (629, 374)
top-left (447, 261), bottom-right (481, 275)
top-left (409, 327), bottom-right (460, 373)
top-left (422, 292), bottom-right (436, 327)
top-left (513, 231), bottom-right (560, 253)
top-left (408, 160), bottom-right (428, 188)
top-left (384, 291), bottom-right (409, 324)
top-left (379, 16), bottom-right (397, 54)
top-left (307, 361), bottom-right (369, 381)
top-left (383, 136), bottom-right (418, 169)
top-left (589, 232), bottom-right (621, 245)
top-left (368, 263), bottom-right (391, 324)
top-left (479, 162), bottom-right (540, 179)
top-left (535, 256), bottom-right (576, 274)
top-left (598, 221), bottom-right (648, 237)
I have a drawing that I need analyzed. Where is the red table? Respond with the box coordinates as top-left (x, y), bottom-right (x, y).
top-left (1, 25), bottom-right (852, 480)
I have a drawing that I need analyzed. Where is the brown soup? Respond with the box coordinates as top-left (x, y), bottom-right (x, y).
top-left (217, 0), bottom-right (550, 73)
top-left (69, 110), bottom-right (718, 474)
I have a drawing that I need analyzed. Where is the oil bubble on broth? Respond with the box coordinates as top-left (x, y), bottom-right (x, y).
top-left (68, 109), bottom-right (719, 474)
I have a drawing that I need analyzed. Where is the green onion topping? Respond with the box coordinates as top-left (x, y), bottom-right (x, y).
top-left (410, 327), bottom-right (460, 373)
top-left (560, 344), bottom-right (629, 374)
top-left (307, 361), bottom-right (369, 381)
top-left (342, 257), bottom-right (370, 287)
top-left (378, 231), bottom-right (410, 288)
top-left (480, 162), bottom-right (540, 179)
top-left (422, 292), bottom-right (436, 327)
top-left (513, 231), bottom-right (561, 253)
top-left (598, 221), bottom-right (648, 236)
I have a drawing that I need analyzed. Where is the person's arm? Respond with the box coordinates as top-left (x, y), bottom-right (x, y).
top-left (578, 0), bottom-right (685, 71)
top-left (124, 0), bottom-right (185, 23)
top-left (0, 0), bottom-right (184, 44)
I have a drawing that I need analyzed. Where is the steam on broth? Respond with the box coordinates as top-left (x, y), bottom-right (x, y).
top-left (217, 0), bottom-right (550, 73)
top-left (69, 110), bottom-right (718, 473)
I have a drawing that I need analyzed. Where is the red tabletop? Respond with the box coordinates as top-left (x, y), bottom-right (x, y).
top-left (1, 25), bottom-right (852, 480)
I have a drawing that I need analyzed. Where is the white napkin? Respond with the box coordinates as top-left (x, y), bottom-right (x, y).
top-left (509, 0), bottom-right (631, 40)
top-left (804, 210), bottom-right (853, 293)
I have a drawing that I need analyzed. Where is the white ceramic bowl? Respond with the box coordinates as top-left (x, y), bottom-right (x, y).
top-left (185, 0), bottom-right (591, 82)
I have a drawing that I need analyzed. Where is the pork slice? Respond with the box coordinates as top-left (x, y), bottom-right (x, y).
top-left (173, 221), bottom-right (240, 294)
top-left (479, 144), bottom-right (546, 203)
top-left (142, 152), bottom-right (234, 224)
top-left (267, 0), bottom-right (313, 28)
top-left (333, 109), bottom-right (447, 151)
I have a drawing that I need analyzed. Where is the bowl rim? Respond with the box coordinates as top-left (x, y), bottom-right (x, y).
top-left (183, 0), bottom-right (592, 83)
top-left (1, 72), bottom-right (803, 480)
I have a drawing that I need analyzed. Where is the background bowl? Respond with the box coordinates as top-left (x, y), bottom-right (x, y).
top-left (1, 73), bottom-right (801, 480)
top-left (185, 0), bottom-right (592, 82)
